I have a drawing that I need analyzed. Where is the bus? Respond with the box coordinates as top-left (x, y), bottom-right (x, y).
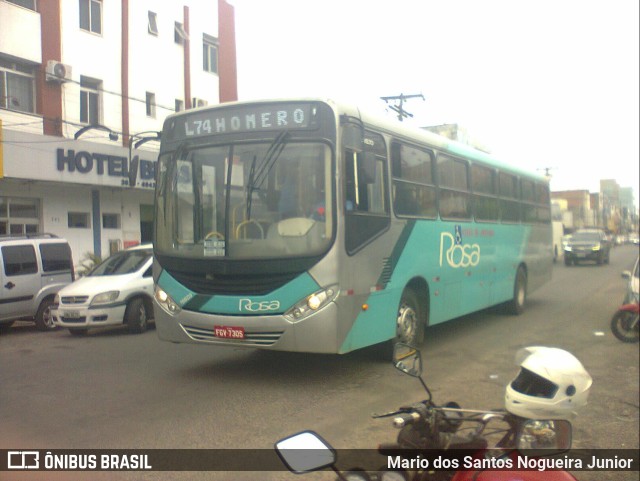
top-left (152, 99), bottom-right (552, 354)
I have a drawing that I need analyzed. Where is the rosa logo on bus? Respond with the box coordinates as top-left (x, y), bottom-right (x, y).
top-left (238, 298), bottom-right (281, 313)
top-left (439, 226), bottom-right (480, 268)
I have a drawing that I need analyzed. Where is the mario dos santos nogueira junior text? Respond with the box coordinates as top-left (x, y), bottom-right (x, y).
top-left (388, 454), bottom-right (636, 471)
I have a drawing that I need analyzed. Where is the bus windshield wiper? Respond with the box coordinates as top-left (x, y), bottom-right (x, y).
top-left (245, 130), bottom-right (289, 220)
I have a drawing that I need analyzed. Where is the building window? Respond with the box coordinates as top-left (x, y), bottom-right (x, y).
top-left (102, 213), bottom-right (121, 229)
top-left (203, 34), bottom-right (218, 74)
top-left (174, 22), bottom-right (188, 44)
top-left (0, 197), bottom-right (40, 235)
top-left (80, 76), bottom-right (101, 124)
top-left (68, 212), bottom-right (90, 228)
top-left (145, 92), bottom-right (156, 117)
top-left (6, 0), bottom-right (37, 11)
top-left (148, 11), bottom-right (158, 36)
top-left (79, 0), bottom-right (102, 35)
top-left (0, 58), bottom-right (35, 113)
top-left (175, 99), bottom-right (184, 112)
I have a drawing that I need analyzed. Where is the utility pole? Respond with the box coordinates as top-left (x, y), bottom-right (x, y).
top-left (537, 167), bottom-right (556, 182)
top-left (380, 93), bottom-right (425, 121)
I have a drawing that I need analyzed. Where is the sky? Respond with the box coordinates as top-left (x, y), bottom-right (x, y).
top-left (231, 0), bottom-right (639, 207)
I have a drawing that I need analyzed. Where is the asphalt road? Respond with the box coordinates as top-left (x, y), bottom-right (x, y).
top-left (1, 245), bottom-right (638, 481)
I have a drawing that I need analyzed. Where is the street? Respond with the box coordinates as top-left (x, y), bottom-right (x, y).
top-left (1, 245), bottom-right (638, 481)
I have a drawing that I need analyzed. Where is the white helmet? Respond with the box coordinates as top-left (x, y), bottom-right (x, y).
top-left (505, 346), bottom-right (592, 420)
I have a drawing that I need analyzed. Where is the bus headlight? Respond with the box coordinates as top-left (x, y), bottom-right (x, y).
top-left (154, 286), bottom-right (181, 315)
top-left (284, 285), bottom-right (338, 322)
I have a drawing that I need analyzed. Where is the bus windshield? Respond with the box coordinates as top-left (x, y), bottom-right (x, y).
top-left (155, 140), bottom-right (334, 260)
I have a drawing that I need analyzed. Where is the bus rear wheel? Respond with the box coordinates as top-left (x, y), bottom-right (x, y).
top-left (395, 289), bottom-right (425, 347)
top-left (505, 266), bottom-right (527, 315)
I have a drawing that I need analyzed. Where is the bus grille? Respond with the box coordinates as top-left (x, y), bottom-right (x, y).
top-left (181, 325), bottom-right (284, 346)
top-left (168, 270), bottom-right (297, 295)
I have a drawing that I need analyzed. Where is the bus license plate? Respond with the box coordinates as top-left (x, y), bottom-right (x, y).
top-left (214, 326), bottom-right (245, 339)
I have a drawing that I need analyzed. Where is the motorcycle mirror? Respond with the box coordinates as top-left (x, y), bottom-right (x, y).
top-left (275, 431), bottom-right (336, 474)
top-left (392, 343), bottom-right (423, 377)
top-left (515, 419), bottom-right (572, 456)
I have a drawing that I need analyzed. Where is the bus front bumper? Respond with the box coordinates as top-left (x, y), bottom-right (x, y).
top-left (154, 300), bottom-right (341, 354)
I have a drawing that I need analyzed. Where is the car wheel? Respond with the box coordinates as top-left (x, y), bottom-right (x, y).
top-left (35, 298), bottom-right (57, 331)
top-left (605, 251), bottom-right (610, 264)
top-left (69, 329), bottom-right (88, 336)
top-left (126, 298), bottom-right (148, 334)
top-left (564, 256), bottom-right (572, 266)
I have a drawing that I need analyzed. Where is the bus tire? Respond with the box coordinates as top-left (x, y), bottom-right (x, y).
top-left (505, 266), bottom-right (527, 315)
top-left (395, 289), bottom-right (425, 347)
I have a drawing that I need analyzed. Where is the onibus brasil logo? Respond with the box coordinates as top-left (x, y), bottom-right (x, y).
top-left (439, 225), bottom-right (480, 268)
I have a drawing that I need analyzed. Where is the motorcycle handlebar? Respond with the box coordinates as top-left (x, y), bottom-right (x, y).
top-left (392, 412), bottom-right (422, 428)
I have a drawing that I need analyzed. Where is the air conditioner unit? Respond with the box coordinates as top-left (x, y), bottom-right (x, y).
top-left (46, 61), bottom-right (72, 83)
top-left (192, 97), bottom-right (208, 108)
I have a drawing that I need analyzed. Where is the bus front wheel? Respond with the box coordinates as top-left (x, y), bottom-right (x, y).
top-left (395, 289), bottom-right (425, 347)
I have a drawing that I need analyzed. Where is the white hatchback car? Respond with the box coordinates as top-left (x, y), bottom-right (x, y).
top-left (53, 244), bottom-right (154, 335)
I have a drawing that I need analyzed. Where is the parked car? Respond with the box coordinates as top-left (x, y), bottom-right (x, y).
top-left (1, 234), bottom-right (74, 330)
top-left (52, 244), bottom-right (154, 335)
top-left (622, 257), bottom-right (639, 304)
top-left (563, 229), bottom-right (612, 266)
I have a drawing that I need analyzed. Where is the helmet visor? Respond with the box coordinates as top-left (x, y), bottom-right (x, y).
top-left (511, 368), bottom-right (559, 399)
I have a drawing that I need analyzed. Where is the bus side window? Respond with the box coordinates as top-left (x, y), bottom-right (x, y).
top-left (344, 130), bottom-right (390, 254)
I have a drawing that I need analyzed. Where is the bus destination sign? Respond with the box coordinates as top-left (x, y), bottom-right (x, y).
top-left (176, 103), bottom-right (317, 139)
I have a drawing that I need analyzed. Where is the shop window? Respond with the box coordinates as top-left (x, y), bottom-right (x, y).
top-left (68, 212), bottom-right (90, 228)
top-left (0, 197), bottom-right (40, 234)
top-left (102, 213), bottom-right (121, 229)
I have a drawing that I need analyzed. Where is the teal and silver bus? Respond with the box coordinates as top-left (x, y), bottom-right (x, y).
top-left (153, 99), bottom-right (552, 353)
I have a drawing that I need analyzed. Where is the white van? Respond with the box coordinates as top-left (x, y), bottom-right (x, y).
top-left (0, 234), bottom-right (74, 330)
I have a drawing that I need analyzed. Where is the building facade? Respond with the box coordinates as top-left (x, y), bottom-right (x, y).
top-left (1, 0), bottom-right (237, 267)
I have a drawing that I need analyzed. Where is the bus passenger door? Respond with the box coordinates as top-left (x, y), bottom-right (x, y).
top-left (339, 129), bottom-right (396, 351)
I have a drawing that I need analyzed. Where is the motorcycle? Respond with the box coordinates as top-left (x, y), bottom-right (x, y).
top-left (276, 343), bottom-right (592, 481)
top-left (610, 302), bottom-right (639, 343)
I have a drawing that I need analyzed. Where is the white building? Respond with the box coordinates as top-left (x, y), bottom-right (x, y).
top-left (1, 0), bottom-right (237, 266)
